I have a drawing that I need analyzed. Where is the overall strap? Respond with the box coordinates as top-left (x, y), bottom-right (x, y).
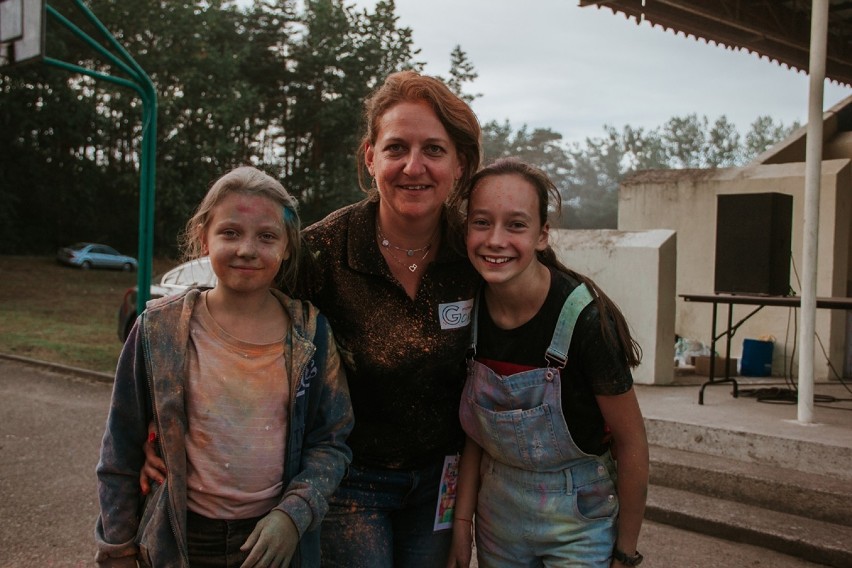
top-left (545, 283), bottom-right (594, 369)
top-left (468, 289), bottom-right (483, 358)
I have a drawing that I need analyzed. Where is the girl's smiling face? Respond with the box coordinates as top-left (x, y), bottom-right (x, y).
top-left (202, 192), bottom-right (289, 297)
top-left (466, 173), bottom-right (549, 288)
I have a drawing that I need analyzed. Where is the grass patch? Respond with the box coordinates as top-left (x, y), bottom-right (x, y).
top-left (0, 255), bottom-right (177, 374)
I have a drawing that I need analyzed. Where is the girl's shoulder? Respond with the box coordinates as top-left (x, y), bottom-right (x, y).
top-left (270, 288), bottom-right (328, 338)
top-left (549, 268), bottom-right (586, 307)
top-left (143, 288), bottom-right (202, 317)
top-left (550, 267), bottom-right (582, 293)
top-left (546, 269), bottom-right (604, 336)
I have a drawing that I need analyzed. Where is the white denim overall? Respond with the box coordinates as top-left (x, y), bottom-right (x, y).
top-left (459, 284), bottom-right (619, 567)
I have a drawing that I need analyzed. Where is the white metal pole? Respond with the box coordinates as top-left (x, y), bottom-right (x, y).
top-left (798, 0), bottom-right (829, 424)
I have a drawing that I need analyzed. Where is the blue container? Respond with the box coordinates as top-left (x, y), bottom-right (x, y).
top-left (741, 339), bottom-right (774, 376)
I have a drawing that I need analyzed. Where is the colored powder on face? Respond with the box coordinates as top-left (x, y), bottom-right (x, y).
top-left (283, 206), bottom-right (296, 225)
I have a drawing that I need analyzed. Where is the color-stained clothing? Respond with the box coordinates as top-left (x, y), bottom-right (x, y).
top-left (470, 267), bottom-right (633, 455)
top-left (474, 453), bottom-right (618, 567)
top-left (185, 294), bottom-right (289, 520)
top-left (319, 460), bottom-right (453, 568)
top-left (95, 289), bottom-right (353, 568)
top-left (300, 198), bottom-right (480, 469)
top-left (460, 274), bottom-right (631, 566)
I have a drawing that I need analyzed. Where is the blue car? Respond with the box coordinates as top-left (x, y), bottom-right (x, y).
top-left (56, 242), bottom-right (138, 271)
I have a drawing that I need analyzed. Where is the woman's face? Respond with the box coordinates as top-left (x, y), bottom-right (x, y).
top-left (466, 173), bottom-right (549, 288)
top-left (365, 101), bottom-right (463, 223)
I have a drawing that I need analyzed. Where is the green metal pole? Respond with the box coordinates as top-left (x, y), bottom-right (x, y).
top-left (45, 1), bottom-right (158, 316)
top-left (45, 5), bottom-right (142, 82)
top-left (43, 57), bottom-right (143, 94)
top-left (143, 88), bottom-right (157, 316)
top-left (70, 0), bottom-right (157, 316)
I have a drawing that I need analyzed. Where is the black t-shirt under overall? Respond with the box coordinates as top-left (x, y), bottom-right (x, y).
top-left (474, 267), bottom-right (634, 456)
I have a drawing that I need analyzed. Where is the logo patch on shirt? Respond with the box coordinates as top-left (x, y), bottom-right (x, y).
top-left (296, 359), bottom-right (317, 398)
top-left (439, 299), bottom-right (473, 330)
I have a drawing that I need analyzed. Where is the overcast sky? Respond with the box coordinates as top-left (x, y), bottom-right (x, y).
top-left (349, 0), bottom-right (851, 145)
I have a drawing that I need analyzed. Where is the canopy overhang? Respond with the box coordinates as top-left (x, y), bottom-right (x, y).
top-left (579, 0), bottom-right (852, 87)
top-left (579, 1), bottom-right (849, 424)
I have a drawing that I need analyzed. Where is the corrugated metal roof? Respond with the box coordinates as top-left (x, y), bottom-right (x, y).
top-left (579, 0), bottom-right (852, 87)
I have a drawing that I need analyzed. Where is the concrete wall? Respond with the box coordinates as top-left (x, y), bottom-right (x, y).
top-left (550, 229), bottom-right (677, 385)
top-left (618, 160), bottom-right (852, 379)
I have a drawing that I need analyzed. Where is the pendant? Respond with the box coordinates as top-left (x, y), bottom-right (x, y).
top-left (408, 264), bottom-right (417, 272)
top-left (381, 238), bottom-right (390, 247)
top-left (407, 249), bottom-right (414, 257)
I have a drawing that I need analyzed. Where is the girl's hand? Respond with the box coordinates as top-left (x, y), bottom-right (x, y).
top-left (140, 423), bottom-right (167, 495)
top-left (239, 510), bottom-right (298, 568)
top-left (445, 518), bottom-right (474, 568)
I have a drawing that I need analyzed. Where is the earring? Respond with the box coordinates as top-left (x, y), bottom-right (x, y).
top-left (370, 177), bottom-right (378, 190)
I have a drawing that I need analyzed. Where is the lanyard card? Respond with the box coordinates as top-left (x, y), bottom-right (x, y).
top-left (433, 454), bottom-right (460, 531)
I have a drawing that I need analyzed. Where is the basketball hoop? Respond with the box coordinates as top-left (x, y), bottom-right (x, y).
top-left (0, 0), bottom-right (44, 68)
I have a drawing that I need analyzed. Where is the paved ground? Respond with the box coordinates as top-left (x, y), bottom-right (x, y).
top-left (0, 358), bottom-right (111, 567)
top-left (0, 356), bottom-right (831, 567)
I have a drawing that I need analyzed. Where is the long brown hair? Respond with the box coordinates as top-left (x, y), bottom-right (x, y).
top-left (460, 158), bottom-right (642, 367)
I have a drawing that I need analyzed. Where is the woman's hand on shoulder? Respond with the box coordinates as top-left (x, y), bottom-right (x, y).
top-left (140, 423), bottom-right (166, 495)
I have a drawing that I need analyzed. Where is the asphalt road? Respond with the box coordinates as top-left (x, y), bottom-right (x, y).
top-left (0, 357), bottom-right (829, 567)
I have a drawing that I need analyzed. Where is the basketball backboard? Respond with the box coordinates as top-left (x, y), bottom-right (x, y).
top-left (0, 0), bottom-right (44, 68)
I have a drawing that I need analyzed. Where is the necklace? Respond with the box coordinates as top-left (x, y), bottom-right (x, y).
top-left (377, 223), bottom-right (433, 272)
top-left (377, 224), bottom-right (431, 257)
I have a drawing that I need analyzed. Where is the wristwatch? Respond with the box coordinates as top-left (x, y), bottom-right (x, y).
top-left (613, 548), bottom-right (643, 566)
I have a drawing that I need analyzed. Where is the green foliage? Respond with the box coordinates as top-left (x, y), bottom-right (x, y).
top-left (0, 0), bottom-right (418, 254)
top-left (484, 114), bottom-right (799, 229)
top-left (745, 115), bottom-right (801, 160)
top-left (437, 45), bottom-right (480, 104)
top-left (0, 0), bottom-right (803, 247)
top-left (481, 120), bottom-right (576, 219)
top-left (274, 0), bottom-right (420, 223)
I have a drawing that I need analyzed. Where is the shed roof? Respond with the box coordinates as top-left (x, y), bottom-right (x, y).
top-left (579, 1), bottom-right (852, 87)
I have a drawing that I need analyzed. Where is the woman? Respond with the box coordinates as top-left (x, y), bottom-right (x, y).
top-left (141, 71), bottom-right (482, 567)
top-left (300, 71), bottom-right (482, 567)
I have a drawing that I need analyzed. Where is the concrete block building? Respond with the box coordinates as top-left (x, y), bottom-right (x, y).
top-left (618, 96), bottom-right (852, 380)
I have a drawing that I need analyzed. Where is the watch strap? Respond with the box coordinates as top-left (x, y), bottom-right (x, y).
top-left (613, 548), bottom-right (643, 566)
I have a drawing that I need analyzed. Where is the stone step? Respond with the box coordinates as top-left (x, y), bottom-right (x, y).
top-left (649, 445), bottom-right (852, 527)
top-left (644, 416), bottom-right (852, 482)
top-left (635, 382), bottom-right (852, 564)
top-left (646, 484), bottom-right (852, 568)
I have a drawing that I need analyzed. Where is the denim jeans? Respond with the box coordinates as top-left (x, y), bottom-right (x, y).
top-left (186, 509), bottom-right (264, 568)
top-left (320, 459), bottom-right (453, 568)
top-left (475, 454), bottom-right (618, 568)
